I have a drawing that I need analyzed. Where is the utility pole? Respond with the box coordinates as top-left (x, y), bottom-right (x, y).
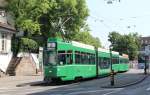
top-left (109, 45), bottom-right (114, 86)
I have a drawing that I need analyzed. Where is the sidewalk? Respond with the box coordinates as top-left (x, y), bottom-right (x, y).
top-left (0, 75), bottom-right (43, 87)
top-left (101, 68), bottom-right (148, 88)
top-left (0, 68), bottom-right (148, 88)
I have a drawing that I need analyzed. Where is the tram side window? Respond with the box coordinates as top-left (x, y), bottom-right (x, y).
top-left (66, 51), bottom-right (73, 64)
top-left (75, 52), bottom-right (95, 64)
top-left (81, 52), bottom-right (85, 64)
top-left (80, 52), bottom-right (89, 64)
top-left (87, 53), bottom-right (90, 64)
top-left (86, 53), bottom-right (90, 64)
top-left (91, 54), bottom-right (95, 64)
top-left (119, 59), bottom-right (123, 64)
top-left (125, 59), bottom-right (129, 64)
top-left (120, 59), bottom-right (128, 64)
top-left (85, 53), bottom-right (89, 64)
top-left (89, 54), bottom-right (93, 64)
top-left (75, 51), bottom-right (81, 64)
top-left (112, 58), bottom-right (119, 64)
top-left (58, 51), bottom-right (66, 65)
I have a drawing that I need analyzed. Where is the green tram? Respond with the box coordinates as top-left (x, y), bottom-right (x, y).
top-left (118, 54), bottom-right (129, 72)
top-left (43, 38), bottom-right (129, 82)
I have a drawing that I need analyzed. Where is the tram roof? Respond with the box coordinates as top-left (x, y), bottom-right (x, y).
top-left (72, 41), bottom-right (95, 50)
top-left (112, 51), bottom-right (119, 55)
top-left (98, 48), bottom-right (109, 53)
top-left (122, 54), bottom-right (129, 58)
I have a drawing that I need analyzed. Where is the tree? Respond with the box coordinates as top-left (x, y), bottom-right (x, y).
top-left (6, 0), bottom-right (89, 53)
top-left (39, 0), bottom-right (89, 41)
top-left (108, 31), bottom-right (141, 60)
top-left (6, 0), bottom-right (51, 53)
top-left (73, 25), bottom-right (101, 48)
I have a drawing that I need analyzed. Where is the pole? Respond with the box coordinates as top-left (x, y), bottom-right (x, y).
top-left (96, 49), bottom-right (99, 77)
top-left (144, 56), bottom-right (147, 75)
top-left (110, 46), bottom-right (114, 86)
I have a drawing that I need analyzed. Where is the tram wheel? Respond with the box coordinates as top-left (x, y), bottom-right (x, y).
top-left (44, 77), bottom-right (52, 84)
top-left (74, 77), bottom-right (83, 82)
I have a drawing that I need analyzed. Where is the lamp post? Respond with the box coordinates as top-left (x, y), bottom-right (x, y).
top-left (109, 45), bottom-right (114, 86)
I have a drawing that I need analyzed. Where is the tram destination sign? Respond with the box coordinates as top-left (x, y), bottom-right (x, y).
top-left (47, 42), bottom-right (56, 50)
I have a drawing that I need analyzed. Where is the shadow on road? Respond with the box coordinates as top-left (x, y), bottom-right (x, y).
top-left (24, 73), bottom-right (148, 95)
top-left (16, 75), bottom-right (108, 87)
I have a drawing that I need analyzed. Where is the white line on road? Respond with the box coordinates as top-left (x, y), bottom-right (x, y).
top-left (67, 88), bottom-right (123, 95)
top-left (102, 88), bottom-right (123, 95)
top-left (146, 87), bottom-right (150, 91)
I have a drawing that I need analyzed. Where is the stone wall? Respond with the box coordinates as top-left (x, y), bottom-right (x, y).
top-left (15, 56), bottom-right (37, 76)
top-left (0, 69), bottom-right (6, 77)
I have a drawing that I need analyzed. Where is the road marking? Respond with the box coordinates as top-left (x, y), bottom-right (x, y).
top-left (146, 87), bottom-right (150, 91)
top-left (103, 88), bottom-right (123, 95)
top-left (67, 88), bottom-right (123, 95)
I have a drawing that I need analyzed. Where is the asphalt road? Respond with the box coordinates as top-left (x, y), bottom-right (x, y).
top-left (0, 69), bottom-right (150, 95)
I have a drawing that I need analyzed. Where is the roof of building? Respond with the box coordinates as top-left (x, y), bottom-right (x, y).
top-left (140, 36), bottom-right (150, 45)
top-left (0, 22), bottom-right (16, 32)
top-left (0, 0), bottom-right (7, 8)
top-left (140, 36), bottom-right (150, 40)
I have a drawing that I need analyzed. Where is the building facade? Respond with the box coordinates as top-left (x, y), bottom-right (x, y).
top-left (139, 36), bottom-right (150, 57)
top-left (0, 9), bottom-right (15, 73)
top-left (139, 36), bottom-right (150, 69)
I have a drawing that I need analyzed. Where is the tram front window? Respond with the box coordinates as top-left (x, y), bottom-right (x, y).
top-left (44, 51), bottom-right (57, 66)
top-left (49, 51), bottom-right (57, 65)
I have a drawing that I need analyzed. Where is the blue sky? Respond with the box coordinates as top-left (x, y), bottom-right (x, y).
top-left (87, 0), bottom-right (150, 48)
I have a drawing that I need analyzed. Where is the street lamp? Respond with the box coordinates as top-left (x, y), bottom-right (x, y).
top-left (109, 45), bottom-right (114, 86)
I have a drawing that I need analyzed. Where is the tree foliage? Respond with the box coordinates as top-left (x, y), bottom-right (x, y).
top-left (6, 0), bottom-right (92, 52)
top-left (73, 25), bottom-right (101, 48)
top-left (108, 31), bottom-right (141, 60)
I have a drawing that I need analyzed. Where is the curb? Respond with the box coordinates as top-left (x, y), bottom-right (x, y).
top-left (101, 75), bottom-right (149, 88)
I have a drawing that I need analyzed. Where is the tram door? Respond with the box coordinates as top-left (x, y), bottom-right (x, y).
top-left (99, 57), bottom-right (110, 69)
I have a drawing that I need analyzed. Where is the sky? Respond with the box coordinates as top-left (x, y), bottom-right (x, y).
top-left (86, 0), bottom-right (150, 48)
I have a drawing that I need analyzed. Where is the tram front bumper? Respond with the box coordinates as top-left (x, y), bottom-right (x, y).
top-left (44, 66), bottom-right (66, 78)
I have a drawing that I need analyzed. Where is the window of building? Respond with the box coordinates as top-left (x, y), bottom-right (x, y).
top-left (141, 40), bottom-right (143, 44)
top-left (0, 11), bottom-right (6, 17)
top-left (0, 33), bottom-right (7, 53)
